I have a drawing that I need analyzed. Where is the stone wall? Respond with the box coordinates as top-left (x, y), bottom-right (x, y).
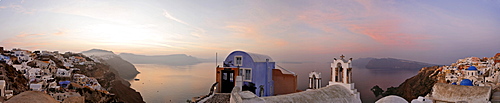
top-left (431, 83), bottom-right (490, 103)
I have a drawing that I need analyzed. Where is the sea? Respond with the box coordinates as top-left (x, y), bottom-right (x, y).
top-left (129, 62), bottom-right (419, 103)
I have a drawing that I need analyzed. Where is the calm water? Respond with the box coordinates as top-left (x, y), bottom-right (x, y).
top-left (129, 62), bottom-right (418, 103)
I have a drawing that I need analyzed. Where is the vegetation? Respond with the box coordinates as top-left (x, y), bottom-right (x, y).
top-left (371, 85), bottom-right (399, 97)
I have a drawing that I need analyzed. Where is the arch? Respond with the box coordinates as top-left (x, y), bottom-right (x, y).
top-left (309, 71), bottom-right (322, 89)
top-left (337, 63), bottom-right (343, 83)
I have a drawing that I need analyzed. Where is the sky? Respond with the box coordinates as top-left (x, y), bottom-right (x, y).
top-left (0, 0), bottom-right (499, 64)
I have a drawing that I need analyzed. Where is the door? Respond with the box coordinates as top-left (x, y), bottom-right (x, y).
top-left (221, 69), bottom-right (235, 93)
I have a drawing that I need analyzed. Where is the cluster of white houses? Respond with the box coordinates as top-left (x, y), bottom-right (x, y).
top-left (0, 48), bottom-right (106, 102)
top-left (442, 54), bottom-right (500, 87)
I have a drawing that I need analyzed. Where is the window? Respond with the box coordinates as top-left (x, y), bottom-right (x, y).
top-left (230, 73), bottom-right (233, 81)
top-left (245, 69), bottom-right (251, 80)
top-left (238, 68), bottom-right (252, 82)
top-left (235, 56), bottom-right (242, 66)
top-left (223, 73), bottom-right (227, 80)
top-left (239, 69), bottom-right (243, 76)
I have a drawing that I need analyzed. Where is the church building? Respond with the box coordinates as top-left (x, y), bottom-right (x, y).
top-left (329, 55), bottom-right (360, 100)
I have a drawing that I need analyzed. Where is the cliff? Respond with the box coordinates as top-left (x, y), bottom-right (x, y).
top-left (81, 49), bottom-right (140, 80)
top-left (393, 66), bottom-right (440, 101)
top-left (69, 53), bottom-right (144, 103)
top-left (0, 63), bottom-right (29, 95)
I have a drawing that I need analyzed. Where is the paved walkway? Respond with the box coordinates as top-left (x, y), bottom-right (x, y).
top-left (204, 93), bottom-right (230, 103)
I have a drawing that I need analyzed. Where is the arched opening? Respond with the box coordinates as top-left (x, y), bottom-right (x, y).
top-left (312, 75), bottom-right (317, 89)
top-left (337, 63), bottom-right (343, 82)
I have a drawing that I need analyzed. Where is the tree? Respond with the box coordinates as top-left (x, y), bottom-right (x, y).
top-left (371, 85), bottom-right (384, 97)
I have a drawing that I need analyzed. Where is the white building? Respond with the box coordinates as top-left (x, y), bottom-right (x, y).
top-left (27, 68), bottom-right (42, 80)
top-left (328, 55), bottom-right (361, 103)
top-left (50, 92), bottom-right (81, 102)
top-left (29, 84), bottom-right (43, 91)
top-left (0, 80), bottom-right (5, 97)
top-left (56, 69), bottom-right (71, 77)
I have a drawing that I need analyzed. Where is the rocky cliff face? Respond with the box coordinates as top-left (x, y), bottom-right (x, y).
top-left (102, 57), bottom-right (139, 81)
top-left (81, 49), bottom-right (140, 80)
top-left (0, 63), bottom-right (28, 95)
top-left (393, 66), bottom-right (440, 101)
top-left (62, 53), bottom-right (144, 103)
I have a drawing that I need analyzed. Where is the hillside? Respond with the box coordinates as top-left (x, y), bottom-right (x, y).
top-left (81, 49), bottom-right (140, 80)
top-left (365, 58), bottom-right (437, 70)
top-left (352, 57), bottom-right (375, 67)
top-left (119, 53), bottom-right (202, 66)
top-left (394, 66), bottom-right (440, 101)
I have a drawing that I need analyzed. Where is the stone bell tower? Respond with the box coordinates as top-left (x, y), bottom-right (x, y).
top-left (330, 55), bottom-right (352, 84)
top-left (308, 71), bottom-right (322, 89)
top-left (329, 55), bottom-right (359, 100)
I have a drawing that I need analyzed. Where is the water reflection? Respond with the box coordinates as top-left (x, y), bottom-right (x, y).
top-left (130, 63), bottom-right (216, 103)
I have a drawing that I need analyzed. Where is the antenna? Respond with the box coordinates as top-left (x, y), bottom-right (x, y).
top-left (215, 52), bottom-right (217, 67)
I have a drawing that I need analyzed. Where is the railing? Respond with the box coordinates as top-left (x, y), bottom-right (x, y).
top-left (194, 82), bottom-right (218, 103)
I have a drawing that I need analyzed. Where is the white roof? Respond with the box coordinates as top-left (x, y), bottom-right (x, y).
top-left (30, 84), bottom-right (42, 89)
top-left (375, 95), bottom-right (408, 103)
top-left (246, 52), bottom-right (274, 62)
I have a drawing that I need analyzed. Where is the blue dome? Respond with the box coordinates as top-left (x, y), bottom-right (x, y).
top-left (460, 79), bottom-right (473, 86)
top-left (451, 82), bottom-right (457, 85)
top-left (466, 66), bottom-right (477, 71)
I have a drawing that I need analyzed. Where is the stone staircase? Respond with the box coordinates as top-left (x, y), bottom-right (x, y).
top-left (491, 92), bottom-right (500, 103)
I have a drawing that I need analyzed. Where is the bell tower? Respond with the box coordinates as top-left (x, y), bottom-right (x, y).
top-left (330, 55), bottom-right (352, 84)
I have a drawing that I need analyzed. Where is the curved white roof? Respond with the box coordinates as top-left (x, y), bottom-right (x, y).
top-left (376, 95), bottom-right (408, 103)
top-left (240, 51), bottom-right (274, 62)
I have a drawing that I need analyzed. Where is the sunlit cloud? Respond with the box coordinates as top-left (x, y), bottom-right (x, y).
top-left (53, 31), bottom-right (64, 35)
top-left (163, 9), bottom-right (189, 25)
top-left (163, 9), bottom-right (205, 38)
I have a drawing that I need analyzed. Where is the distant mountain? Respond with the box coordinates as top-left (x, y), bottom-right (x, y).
top-left (118, 53), bottom-right (202, 66)
top-left (365, 58), bottom-right (437, 70)
top-left (82, 49), bottom-right (140, 80)
top-left (352, 57), bottom-right (376, 67)
top-left (81, 49), bottom-right (115, 56)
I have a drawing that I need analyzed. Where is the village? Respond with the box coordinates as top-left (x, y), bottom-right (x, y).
top-left (0, 47), bottom-right (113, 102)
top-left (1, 46), bottom-right (499, 103)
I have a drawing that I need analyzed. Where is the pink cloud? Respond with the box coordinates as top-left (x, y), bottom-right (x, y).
top-left (224, 23), bottom-right (289, 47)
top-left (7, 4), bottom-right (36, 14)
top-left (347, 19), bottom-right (429, 46)
top-left (297, 2), bottom-right (429, 47)
top-left (16, 33), bottom-right (45, 37)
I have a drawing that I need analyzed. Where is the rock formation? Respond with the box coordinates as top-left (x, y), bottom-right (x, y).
top-left (81, 49), bottom-right (140, 80)
top-left (393, 66), bottom-right (440, 101)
